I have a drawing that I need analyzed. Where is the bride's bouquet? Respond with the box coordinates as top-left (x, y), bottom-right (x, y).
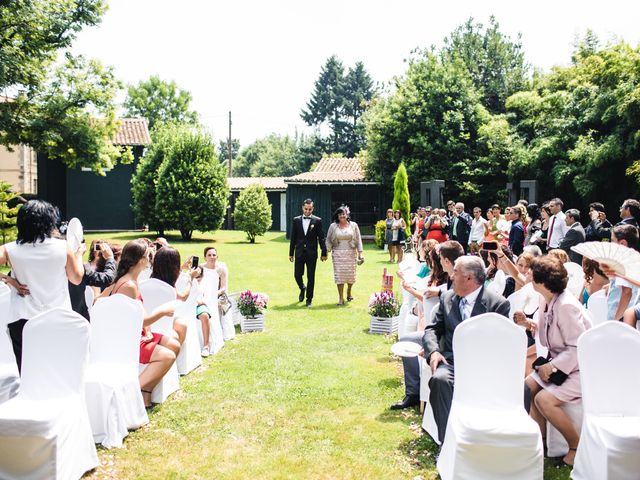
top-left (237, 290), bottom-right (269, 318)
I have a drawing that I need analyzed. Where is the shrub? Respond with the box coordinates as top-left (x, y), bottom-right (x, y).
top-left (392, 163), bottom-right (410, 226)
top-left (368, 291), bottom-right (400, 318)
top-left (374, 219), bottom-right (386, 249)
top-left (155, 128), bottom-right (229, 240)
top-left (237, 290), bottom-right (269, 318)
top-left (0, 182), bottom-right (20, 244)
top-left (234, 184), bottom-right (272, 243)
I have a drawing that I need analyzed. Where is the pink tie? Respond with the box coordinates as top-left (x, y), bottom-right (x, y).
top-left (548, 216), bottom-right (556, 245)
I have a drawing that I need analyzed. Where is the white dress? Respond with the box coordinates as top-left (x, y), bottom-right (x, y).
top-left (5, 238), bottom-right (70, 323)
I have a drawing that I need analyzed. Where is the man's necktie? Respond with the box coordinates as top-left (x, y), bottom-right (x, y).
top-left (459, 297), bottom-right (468, 321)
top-left (548, 216), bottom-right (556, 245)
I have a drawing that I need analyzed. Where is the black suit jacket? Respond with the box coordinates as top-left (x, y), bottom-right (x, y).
top-left (422, 286), bottom-right (510, 365)
top-left (448, 212), bottom-right (472, 246)
top-left (289, 214), bottom-right (327, 258)
top-left (559, 223), bottom-right (586, 264)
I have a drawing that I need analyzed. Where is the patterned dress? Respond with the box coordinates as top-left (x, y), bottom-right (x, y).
top-left (326, 222), bottom-right (363, 284)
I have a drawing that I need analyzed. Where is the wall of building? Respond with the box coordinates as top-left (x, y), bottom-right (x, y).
top-left (0, 144), bottom-right (38, 194)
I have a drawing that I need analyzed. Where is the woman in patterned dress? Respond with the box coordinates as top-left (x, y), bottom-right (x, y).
top-left (325, 206), bottom-right (364, 306)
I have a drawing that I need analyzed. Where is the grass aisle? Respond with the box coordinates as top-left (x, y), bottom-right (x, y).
top-left (85, 231), bottom-right (569, 479)
top-left (87, 231), bottom-right (436, 480)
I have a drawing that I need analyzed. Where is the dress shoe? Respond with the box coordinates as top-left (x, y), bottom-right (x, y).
top-left (305, 300), bottom-right (312, 308)
top-left (299, 287), bottom-right (306, 302)
top-left (390, 395), bottom-right (420, 410)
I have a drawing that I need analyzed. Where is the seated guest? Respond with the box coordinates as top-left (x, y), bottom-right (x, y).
top-left (98, 239), bottom-right (179, 408)
top-left (485, 245), bottom-right (516, 298)
top-left (606, 224), bottom-right (640, 320)
top-left (580, 258), bottom-right (608, 305)
top-left (151, 247), bottom-right (200, 345)
top-left (422, 255), bottom-right (510, 443)
top-left (69, 240), bottom-right (117, 320)
top-left (198, 246), bottom-right (229, 356)
top-left (0, 199), bottom-right (85, 372)
top-left (517, 256), bottom-right (591, 467)
top-left (391, 247), bottom-right (449, 410)
top-left (547, 248), bottom-right (570, 265)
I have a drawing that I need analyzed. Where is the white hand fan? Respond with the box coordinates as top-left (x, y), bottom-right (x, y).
top-left (66, 217), bottom-right (83, 253)
top-left (571, 242), bottom-right (640, 276)
top-left (391, 341), bottom-right (423, 358)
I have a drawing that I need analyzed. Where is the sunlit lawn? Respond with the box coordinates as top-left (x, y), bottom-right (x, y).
top-left (81, 230), bottom-right (570, 479)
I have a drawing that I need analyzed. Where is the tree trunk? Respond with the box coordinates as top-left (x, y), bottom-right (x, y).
top-left (180, 229), bottom-right (192, 241)
top-left (249, 235), bottom-right (255, 244)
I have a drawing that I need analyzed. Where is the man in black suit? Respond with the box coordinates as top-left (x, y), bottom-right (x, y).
top-left (422, 255), bottom-right (510, 443)
top-left (289, 198), bottom-right (327, 307)
top-left (448, 202), bottom-right (473, 253)
top-left (559, 209), bottom-right (586, 263)
top-left (589, 198), bottom-right (640, 240)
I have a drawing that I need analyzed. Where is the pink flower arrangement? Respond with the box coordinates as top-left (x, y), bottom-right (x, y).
top-left (237, 290), bottom-right (269, 318)
top-left (368, 291), bottom-right (400, 318)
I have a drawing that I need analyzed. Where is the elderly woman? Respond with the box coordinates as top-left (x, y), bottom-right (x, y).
top-left (515, 256), bottom-right (591, 467)
top-left (0, 200), bottom-right (85, 372)
top-left (325, 206), bottom-right (364, 306)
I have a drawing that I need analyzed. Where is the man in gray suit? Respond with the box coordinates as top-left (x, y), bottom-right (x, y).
top-left (559, 209), bottom-right (586, 264)
top-left (422, 256), bottom-right (510, 443)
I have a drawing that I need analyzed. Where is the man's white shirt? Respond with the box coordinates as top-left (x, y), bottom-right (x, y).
top-left (469, 217), bottom-right (487, 244)
top-left (547, 211), bottom-right (568, 248)
top-left (302, 216), bottom-right (311, 235)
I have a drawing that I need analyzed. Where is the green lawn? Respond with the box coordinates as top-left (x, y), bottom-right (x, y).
top-left (82, 230), bottom-right (570, 479)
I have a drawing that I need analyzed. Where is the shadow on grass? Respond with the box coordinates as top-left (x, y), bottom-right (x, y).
top-left (397, 433), bottom-right (439, 477)
top-left (377, 356), bottom-right (395, 363)
top-left (378, 377), bottom-right (402, 389)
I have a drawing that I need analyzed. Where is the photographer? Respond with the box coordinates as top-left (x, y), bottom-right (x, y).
top-left (69, 239), bottom-right (117, 320)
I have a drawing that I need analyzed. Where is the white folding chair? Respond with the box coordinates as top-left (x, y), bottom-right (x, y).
top-left (586, 289), bottom-right (608, 325)
top-left (174, 280), bottom-right (203, 374)
top-left (420, 300), bottom-right (443, 445)
top-left (0, 290), bottom-right (19, 404)
top-left (138, 279), bottom-right (180, 403)
top-left (85, 295), bottom-right (148, 448)
top-left (572, 322), bottom-right (640, 479)
top-left (228, 292), bottom-right (241, 326)
top-left (0, 308), bottom-right (98, 479)
top-left (564, 261), bottom-right (585, 298)
top-left (437, 313), bottom-right (543, 480)
top-left (219, 263), bottom-right (235, 341)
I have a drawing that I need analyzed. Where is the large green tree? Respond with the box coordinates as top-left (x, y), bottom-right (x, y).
top-left (0, 0), bottom-right (129, 172)
top-left (124, 75), bottom-right (198, 129)
top-left (506, 38), bottom-right (640, 210)
top-left (301, 56), bottom-right (375, 157)
top-left (441, 16), bottom-right (529, 114)
top-left (155, 128), bottom-right (229, 240)
top-left (233, 134), bottom-right (316, 177)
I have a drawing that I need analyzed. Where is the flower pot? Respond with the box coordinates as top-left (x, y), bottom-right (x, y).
top-left (241, 313), bottom-right (265, 333)
top-left (369, 315), bottom-right (399, 335)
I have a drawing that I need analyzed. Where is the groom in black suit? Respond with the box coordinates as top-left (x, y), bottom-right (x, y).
top-left (289, 198), bottom-right (327, 307)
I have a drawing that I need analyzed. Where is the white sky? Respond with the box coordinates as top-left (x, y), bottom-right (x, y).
top-left (71, 0), bottom-right (640, 147)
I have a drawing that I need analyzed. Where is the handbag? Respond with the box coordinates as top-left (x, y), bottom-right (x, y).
top-left (398, 228), bottom-right (406, 243)
top-left (532, 356), bottom-right (568, 386)
top-left (218, 292), bottom-right (231, 315)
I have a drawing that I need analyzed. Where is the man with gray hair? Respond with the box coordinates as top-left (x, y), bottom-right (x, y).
top-left (422, 255), bottom-right (510, 443)
top-left (449, 202), bottom-right (472, 253)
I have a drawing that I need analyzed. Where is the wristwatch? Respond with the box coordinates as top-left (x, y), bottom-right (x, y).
top-left (550, 364), bottom-right (558, 374)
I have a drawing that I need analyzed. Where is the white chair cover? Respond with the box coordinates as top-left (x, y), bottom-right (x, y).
top-left (0, 308), bottom-right (98, 479)
top-left (0, 281), bottom-right (10, 296)
top-left (137, 267), bottom-right (152, 282)
top-left (572, 322), bottom-right (640, 479)
top-left (437, 313), bottom-right (543, 480)
top-left (138, 279), bottom-right (180, 403)
top-left (586, 289), bottom-right (608, 325)
top-left (227, 292), bottom-right (242, 326)
top-left (219, 263), bottom-right (235, 341)
top-left (85, 295), bottom-right (148, 448)
top-left (564, 261), bottom-right (585, 298)
top-left (84, 285), bottom-right (95, 314)
top-left (174, 280), bottom-right (203, 375)
top-left (545, 402), bottom-right (583, 457)
top-left (0, 290), bottom-right (19, 404)
top-left (419, 356), bottom-right (441, 445)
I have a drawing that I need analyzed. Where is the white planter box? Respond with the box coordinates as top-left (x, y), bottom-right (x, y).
top-left (241, 314), bottom-right (265, 333)
top-left (369, 315), bottom-right (399, 335)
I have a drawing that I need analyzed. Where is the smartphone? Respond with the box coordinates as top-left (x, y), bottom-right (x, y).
top-left (94, 243), bottom-right (101, 251)
top-left (482, 241), bottom-right (498, 251)
top-left (191, 256), bottom-right (199, 268)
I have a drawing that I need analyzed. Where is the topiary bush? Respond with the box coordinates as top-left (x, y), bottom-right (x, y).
top-left (234, 184), bottom-right (272, 243)
top-left (375, 219), bottom-right (386, 249)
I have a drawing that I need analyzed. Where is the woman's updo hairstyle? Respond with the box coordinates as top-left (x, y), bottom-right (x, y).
top-left (114, 239), bottom-right (149, 283)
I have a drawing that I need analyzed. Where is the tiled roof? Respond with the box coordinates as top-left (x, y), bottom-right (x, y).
top-left (113, 118), bottom-right (151, 146)
top-left (285, 157), bottom-right (373, 183)
top-left (227, 177), bottom-right (287, 191)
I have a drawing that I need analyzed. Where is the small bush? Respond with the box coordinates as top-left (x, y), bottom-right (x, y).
top-left (234, 184), bottom-right (272, 243)
top-left (374, 220), bottom-right (386, 249)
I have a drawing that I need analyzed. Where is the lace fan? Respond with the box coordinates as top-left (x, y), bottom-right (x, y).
top-left (571, 242), bottom-right (640, 276)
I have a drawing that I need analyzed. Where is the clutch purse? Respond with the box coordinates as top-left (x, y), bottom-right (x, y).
top-left (532, 356), bottom-right (568, 386)
top-left (218, 292), bottom-right (231, 315)
top-left (357, 257), bottom-right (365, 266)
